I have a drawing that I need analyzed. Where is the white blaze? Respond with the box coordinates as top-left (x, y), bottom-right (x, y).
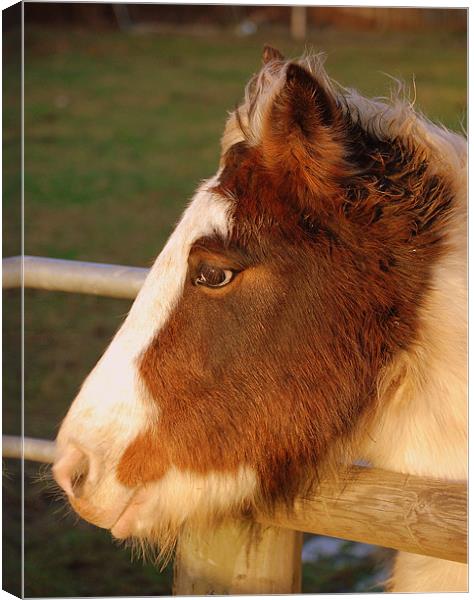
top-left (56, 177), bottom-right (233, 476)
top-left (55, 176), bottom-right (259, 541)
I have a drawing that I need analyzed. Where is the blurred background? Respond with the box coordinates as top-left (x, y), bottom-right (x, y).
top-left (4, 3), bottom-right (466, 596)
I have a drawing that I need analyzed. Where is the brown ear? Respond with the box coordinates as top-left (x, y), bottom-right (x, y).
top-left (261, 63), bottom-right (349, 205)
top-left (262, 45), bottom-right (284, 64)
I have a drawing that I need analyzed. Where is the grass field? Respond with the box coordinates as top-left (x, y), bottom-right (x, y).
top-left (4, 23), bottom-right (466, 596)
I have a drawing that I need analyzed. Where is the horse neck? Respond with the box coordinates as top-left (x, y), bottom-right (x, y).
top-left (361, 161), bottom-right (467, 481)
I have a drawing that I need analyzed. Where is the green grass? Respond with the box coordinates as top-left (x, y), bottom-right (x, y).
top-left (4, 24), bottom-right (466, 596)
top-left (23, 26), bottom-right (466, 267)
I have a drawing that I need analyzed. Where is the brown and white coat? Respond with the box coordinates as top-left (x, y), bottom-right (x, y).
top-left (53, 48), bottom-right (467, 592)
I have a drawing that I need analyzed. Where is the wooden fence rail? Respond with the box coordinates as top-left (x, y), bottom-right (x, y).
top-left (3, 255), bottom-right (468, 593)
top-left (2, 433), bottom-right (467, 566)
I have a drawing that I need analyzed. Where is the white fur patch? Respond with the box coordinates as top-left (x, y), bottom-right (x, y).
top-left (111, 466), bottom-right (257, 541)
top-left (361, 145), bottom-right (467, 481)
top-left (55, 177), bottom-right (242, 521)
top-left (391, 553), bottom-right (467, 592)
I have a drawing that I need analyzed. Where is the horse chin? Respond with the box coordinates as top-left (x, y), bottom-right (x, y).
top-left (110, 466), bottom-right (259, 549)
top-left (109, 487), bottom-right (192, 565)
top-left (110, 486), bottom-right (156, 540)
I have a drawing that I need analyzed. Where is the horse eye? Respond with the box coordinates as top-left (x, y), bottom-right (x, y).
top-left (195, 264), bottom-right (234, 288)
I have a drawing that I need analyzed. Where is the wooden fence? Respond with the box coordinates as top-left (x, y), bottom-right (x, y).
top-left (2, 255), bottom-right (467, 593)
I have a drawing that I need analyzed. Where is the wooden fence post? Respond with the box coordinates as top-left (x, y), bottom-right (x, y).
top-left (291, 7), bottom-right (307, 40)
top-left (173, 520), bottom-right (302, 595)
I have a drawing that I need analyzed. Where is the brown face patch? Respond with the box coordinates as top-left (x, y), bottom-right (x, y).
top-left (117, 61), bottom-right (455, 510)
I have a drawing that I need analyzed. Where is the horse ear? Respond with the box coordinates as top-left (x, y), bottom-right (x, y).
top-left (284, 63), bottom-right (337, 128)
top-left (261, 63), bottom-right (349, 203)
top-left (262, 45), bottom-right (284, 64)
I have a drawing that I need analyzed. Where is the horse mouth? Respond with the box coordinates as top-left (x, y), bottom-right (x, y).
top-left (69, 495), bottom-right (118, 530)
top-left (66, 485), bottom-right (142, 535)
top-left (110, 486), bottom-right (149, 539)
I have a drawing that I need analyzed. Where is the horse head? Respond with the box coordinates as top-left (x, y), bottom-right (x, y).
top-left (53, 48), bottom-right (466, 566)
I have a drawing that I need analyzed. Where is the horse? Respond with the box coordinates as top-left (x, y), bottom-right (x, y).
top-left (52, 47), bottom-right (467, 592)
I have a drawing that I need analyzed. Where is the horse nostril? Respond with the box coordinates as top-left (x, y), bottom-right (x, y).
top-left (70, 456), bottom-right (90, 498)
top-left (53, 445), bottom-right (91, 499)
